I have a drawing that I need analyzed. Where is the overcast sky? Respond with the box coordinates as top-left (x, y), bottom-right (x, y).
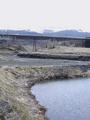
top-left (0, 0), bottom-right (90, 32)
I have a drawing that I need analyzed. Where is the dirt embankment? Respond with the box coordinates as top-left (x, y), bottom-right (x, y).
top-left (0, 65), bottom-right (90, 120)
top-left (0, 45), bottom-right (26, 55)
top-left (17, 52), bottom-right (90, 61)
top-left (17, 46), bottom-right (90, 61)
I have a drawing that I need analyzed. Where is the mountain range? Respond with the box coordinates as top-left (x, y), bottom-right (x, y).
top-left (0, 29), bottom-right (90, 38)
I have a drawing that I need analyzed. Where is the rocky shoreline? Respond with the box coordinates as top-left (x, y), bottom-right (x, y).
top-left (0, 64), bottom-right (90, 120)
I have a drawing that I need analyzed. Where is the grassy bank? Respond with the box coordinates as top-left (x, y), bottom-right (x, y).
top-left (0, 65), bottom-right (90, 120)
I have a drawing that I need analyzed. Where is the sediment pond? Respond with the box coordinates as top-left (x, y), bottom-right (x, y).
top-left (32, 78), bottom-right (90, 120)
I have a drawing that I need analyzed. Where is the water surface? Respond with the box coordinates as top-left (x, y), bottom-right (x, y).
top-left (32, 78), bottom-right (90, 120)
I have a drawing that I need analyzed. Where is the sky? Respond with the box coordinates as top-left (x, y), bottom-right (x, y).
top-left (0, 0), bottom-right (90, 32)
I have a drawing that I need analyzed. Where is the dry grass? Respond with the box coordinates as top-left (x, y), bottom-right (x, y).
top-left (0, 65), bottom-right (89, 120)
top-left (38, 46), bottom-right (90, 55)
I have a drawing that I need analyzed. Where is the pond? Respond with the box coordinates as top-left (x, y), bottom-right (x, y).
top-left (32, 78), bottom-right (90, 120)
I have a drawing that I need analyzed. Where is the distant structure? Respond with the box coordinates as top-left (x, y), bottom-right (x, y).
top-left (0, 34), bottom-right (89, 51)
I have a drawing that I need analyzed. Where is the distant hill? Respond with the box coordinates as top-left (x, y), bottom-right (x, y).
top-left (0, 29), bottom-right (90, 38)
top-left (42, 30), bottom-right (90, 38)
top-left (0, 30), bottom-right (42, 36)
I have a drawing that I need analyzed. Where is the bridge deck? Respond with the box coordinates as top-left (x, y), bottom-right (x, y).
top-left (0, 34), bottom-right (88, 41)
